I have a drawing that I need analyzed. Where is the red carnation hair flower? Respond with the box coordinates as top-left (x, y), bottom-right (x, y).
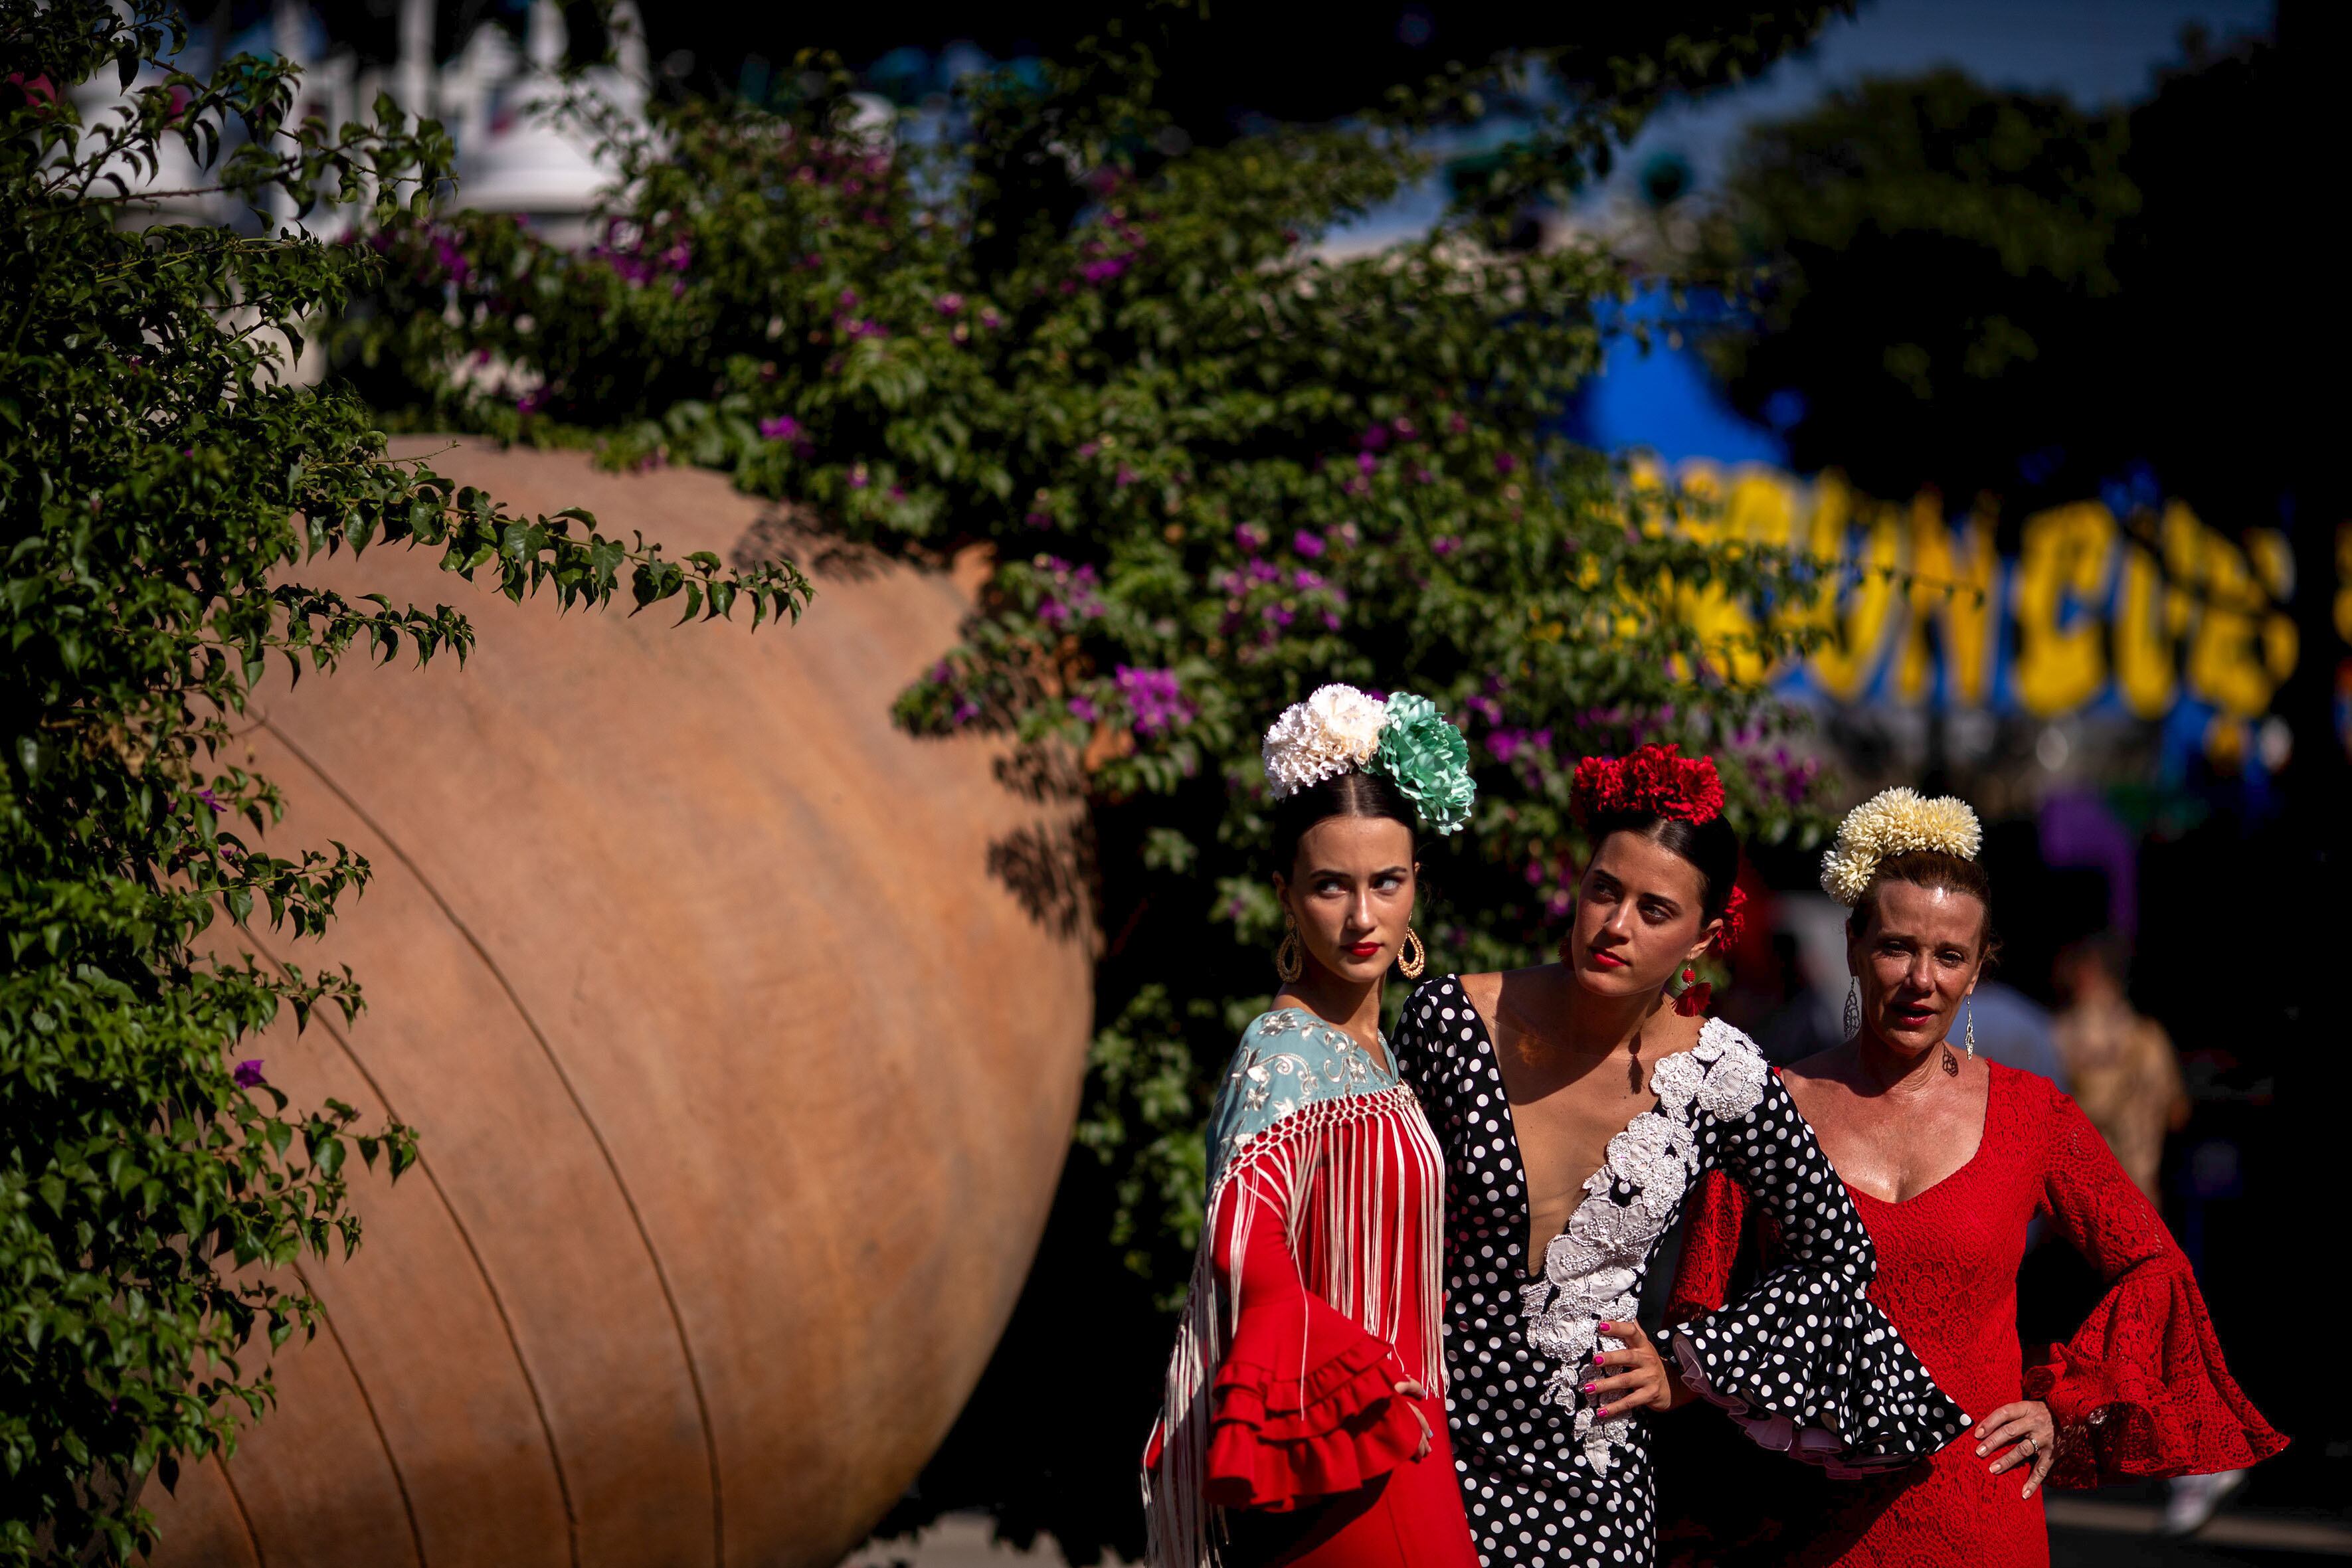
top-left (1569, 743), bottom-right (1727, 828)
top-left (1716, 883), bottom-right (1748, 951)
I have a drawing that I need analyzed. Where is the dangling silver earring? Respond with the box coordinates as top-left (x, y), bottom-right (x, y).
top-left (1965, 999), bottom-right (1976, 1059)
top-left (1843, 977), bottom-right (1860, 1039)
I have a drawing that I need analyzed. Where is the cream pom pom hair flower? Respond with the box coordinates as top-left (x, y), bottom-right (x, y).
top-left (1819, 786), bottom-right (1984, 905)
top-left (1261, 683), bottom-right (1388, 796)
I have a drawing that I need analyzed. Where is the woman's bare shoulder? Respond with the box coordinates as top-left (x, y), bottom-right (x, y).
top-left (1455, 966), bottom-right (1550, 1021)
top-left (1776, 1043), bottom-right (1858, 1110)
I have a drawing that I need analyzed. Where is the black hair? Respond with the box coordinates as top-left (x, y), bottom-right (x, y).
top-left (1586, 810), bottom-right (1741, 924)
top-left (1269, 770), bottom-right (1418, 878)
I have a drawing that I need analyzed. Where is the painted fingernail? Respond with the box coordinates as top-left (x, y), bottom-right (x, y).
top-left (1582, 1383), bottom-right (1597, 1393)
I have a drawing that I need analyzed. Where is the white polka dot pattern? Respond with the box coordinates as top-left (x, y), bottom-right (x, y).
top-left (1391, 976), bottom-right (1969, 1568)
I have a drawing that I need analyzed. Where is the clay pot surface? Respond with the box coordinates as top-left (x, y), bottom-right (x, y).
top-left (144, 443), bottom-right (1093, 1568)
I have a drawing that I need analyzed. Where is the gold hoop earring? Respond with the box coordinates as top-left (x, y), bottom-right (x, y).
top-left (1398, 926), bottom-right (1426, 980)
top-left (1275, 918), bottom-right (1304, 983)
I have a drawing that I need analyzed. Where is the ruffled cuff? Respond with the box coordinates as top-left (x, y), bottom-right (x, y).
top-left (2024, 1336), bottom-right (2288, 1490)
top-left (1665, 1290), bottom-right (1970, 1482)
top-left (1202, 1331), bottom-right (1427, 1511)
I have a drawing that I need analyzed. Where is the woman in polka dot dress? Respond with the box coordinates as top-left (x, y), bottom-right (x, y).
top-left (1662, 789), bottom-right (2282, 1568)
top-left (1391, 748), bottom-right (1969, 1568)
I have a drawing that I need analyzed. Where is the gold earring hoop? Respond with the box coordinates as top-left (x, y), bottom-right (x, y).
top-left (1398, 926), bottom-right (1427, 980)
top-left (1275, 918), bottom-right (1304, 983)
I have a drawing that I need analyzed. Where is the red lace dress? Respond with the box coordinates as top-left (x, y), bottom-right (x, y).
top-left (1665, 1061), bottom-right (2284, 1568)
top-left (1143, 1009), bottom-right (1479, 1568)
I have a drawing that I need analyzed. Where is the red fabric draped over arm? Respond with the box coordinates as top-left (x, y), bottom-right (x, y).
top-left (2025, 1085), bottom-right (2288, 1488)
top-left (1199, 1147), bottom-right (1429, 1512)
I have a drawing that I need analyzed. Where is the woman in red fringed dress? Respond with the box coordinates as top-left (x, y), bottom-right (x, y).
top-left (1142, 687), bottom-right (1480, 1568)
top-left (1663, 788), bottom-right (2283, 1568)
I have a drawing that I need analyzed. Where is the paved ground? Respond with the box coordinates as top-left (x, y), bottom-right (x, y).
top-left (846, 1504), bottom-right (2352, 1566)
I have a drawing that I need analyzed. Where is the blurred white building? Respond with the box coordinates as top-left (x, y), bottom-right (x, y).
top-left (80, 0), bottom-right (648, 248)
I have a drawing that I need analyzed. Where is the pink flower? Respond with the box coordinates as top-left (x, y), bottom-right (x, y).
top-left (1360, 422), bottom-right (1390, 451)
top-left (1293, 531), bottom-right (1325, 558)
top-left (1431, 535), bottom-right (1460, 557)
top-left (1116, 666), bottom-right (1193, 736)
top-left (1356, 452), bottom-right (1377, 475)
top-left (935, 292), bottom-right (965, 315)
top-left (760, 414), bottom-right (802, 441)
top-left (1236, 521), bottom-right (1268, 554)
top-left (1494, 452), bottom-right (1518, 475)
top-left (233, 1060), bottom-right (266, 1089)
top-left (1114, 466), bottom-right (1137, 487)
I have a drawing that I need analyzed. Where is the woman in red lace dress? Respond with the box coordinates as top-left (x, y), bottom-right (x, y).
top-left (1664, 788), bottom-right (2283, 1568)
top-left (1142, 687), bottom-right (1481, 1568)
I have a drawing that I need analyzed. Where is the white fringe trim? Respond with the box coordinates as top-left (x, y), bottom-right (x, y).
top-left (1140, 1085), bottom-right (1444, 1568)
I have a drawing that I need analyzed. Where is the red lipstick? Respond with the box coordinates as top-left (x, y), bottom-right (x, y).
top-left (1588, 948), bottom-right (1629, 970)
top-left (1346, 941), bottom-right (1382, 959)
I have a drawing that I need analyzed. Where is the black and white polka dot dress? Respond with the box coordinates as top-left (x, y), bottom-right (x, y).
top-left (1392, 977), bottom-right (1969, 1568)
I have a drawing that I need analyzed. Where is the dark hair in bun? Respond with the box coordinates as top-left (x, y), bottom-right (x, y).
top-left (1270, 771), bottom-right (1417, 877)
top-left (1586, 810), bottom-right (1740, 924)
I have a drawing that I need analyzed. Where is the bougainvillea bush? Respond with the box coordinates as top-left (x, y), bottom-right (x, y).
top-left (0, 5), bottom-right (806, 1561)
top-left (342, 27), bottom-right (1846, 1295)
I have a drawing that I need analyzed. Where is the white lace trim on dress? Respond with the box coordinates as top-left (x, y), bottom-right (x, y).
top-left (1518, 1018), bottom-right (1768, 1476)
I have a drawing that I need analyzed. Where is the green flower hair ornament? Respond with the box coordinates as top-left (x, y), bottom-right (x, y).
top-left (1368, 693), bottom-right (1477, 835)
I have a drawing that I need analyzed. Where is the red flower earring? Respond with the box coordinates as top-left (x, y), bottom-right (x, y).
top-left (1671, 964), bottom-right (1713, 1017)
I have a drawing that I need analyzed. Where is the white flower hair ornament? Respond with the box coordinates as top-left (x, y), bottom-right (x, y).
top-left (1261, 683), bottom-right (1478, 835)
top-left (1818, 786), bottom-right (1984, 906)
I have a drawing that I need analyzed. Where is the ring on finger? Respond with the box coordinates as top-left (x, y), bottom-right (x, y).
top-left (2020, 1437), bottom-right (2036, 1458)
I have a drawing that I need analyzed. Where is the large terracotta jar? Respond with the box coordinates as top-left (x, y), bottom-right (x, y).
top-left (143, 444), bottom-right (1094, 1568)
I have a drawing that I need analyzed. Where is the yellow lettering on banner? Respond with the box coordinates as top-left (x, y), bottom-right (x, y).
top-left (2013, 502), bottom-right (2116, 717)
top-left (2114, 543), bottom-right (2179, 720)
top-left (1676, 461), bottom-right (1726, 542)
top-left (1727, 468), bottom-right (1801, 553)
top-left (1808, 479), bottom-right (1904, 703)
top-left (1667, 464), bottom-right (1788, 684)
top-left (2186, 518), bottom-right (2282, 718)
top-left (2248, 530), bottom-right (2298, 685)
top-left (1896, 496), bottom-right (1997, 707)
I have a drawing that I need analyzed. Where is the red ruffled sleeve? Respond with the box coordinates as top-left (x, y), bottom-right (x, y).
top-left (1197, 1148), bottom-right (1429, 1512)
top-left (1663, 1166), bottom-right (1750, 1326)
top-left (2026, 1085), bottom-right (2288, 1488)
